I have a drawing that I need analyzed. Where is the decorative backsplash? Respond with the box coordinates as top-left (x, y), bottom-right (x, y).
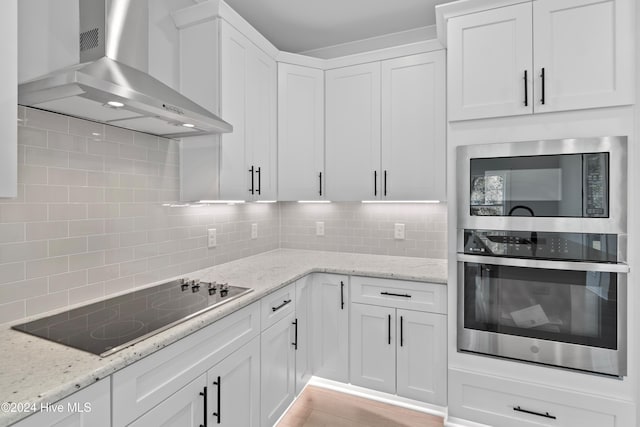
top-left (0, 107), bottom-right (447, 323)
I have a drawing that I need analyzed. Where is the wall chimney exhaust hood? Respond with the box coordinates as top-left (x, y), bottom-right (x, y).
top-left (18, 0), bottom-right (232, 139)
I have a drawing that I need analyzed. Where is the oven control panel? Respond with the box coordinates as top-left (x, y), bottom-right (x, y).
top-left (463, 229), bottom-right (617, 262)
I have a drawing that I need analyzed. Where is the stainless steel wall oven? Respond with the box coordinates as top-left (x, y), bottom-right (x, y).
top-left (456, 137), bottom-right (628, 377)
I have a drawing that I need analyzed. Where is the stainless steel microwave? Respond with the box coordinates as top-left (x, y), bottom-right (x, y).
top-left (456, 137), bottom-right (627, 235)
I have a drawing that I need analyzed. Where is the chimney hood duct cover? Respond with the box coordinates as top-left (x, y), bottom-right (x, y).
top-left (18, 0), bottom-right (232, 139)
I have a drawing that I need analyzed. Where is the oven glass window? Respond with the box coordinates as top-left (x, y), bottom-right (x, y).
top-left (463, 263), bottom-right (617, 349)
top-left (470, 152), bottom-right (609, 218)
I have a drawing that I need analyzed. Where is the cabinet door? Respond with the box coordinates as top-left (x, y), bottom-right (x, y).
top-left (0, 0), bottom-right (16, 198)
top-left (295, 276), bottom-right (313, 393)
top-left (13, 380), bottom-right (110, 427)
top-left (312, 273), bottom-right (349, 382)
top-left (448, 2), bottom-right (533, 121)
top-left (381, 52), bottom-right (446, 201)
top-left (261, 312), bottom-right (296, 426)
top-left (326, 63), bottom-right (381, 201)
top-left (128, 374), bottom-right (207, 427)
top-left (278, 63), bottom-right (325, 201)
top-left (396, 310), bottom-right (447, 405)
top-left (207, 336), bottom-right (260, 427)
top-left (246, 45), bottom-right (277, 201)
top-left (350, 303), bottom-right (395, 394)
top-left (219, 21), bottom-right (248, 200)
top-left (533, 0), bottom-right (634, 113)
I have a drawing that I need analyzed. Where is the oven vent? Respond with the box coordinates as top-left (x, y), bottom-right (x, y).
top-left (80, 28), bottom-right (100, 52)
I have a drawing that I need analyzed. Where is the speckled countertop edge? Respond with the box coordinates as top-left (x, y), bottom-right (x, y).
top-left (0, 249), bottom-right (447, 426)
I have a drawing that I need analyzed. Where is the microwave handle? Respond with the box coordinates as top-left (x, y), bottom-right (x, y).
top-left (457, 254), bottom-right (629, 274)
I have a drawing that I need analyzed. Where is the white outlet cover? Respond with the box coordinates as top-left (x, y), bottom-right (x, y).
top-left (251, 223), bottom-right (258, 239)
top-left (316, 221), bottom-right (325, 236)
top-left (207, 228), bottom-right (217, 248)
top-left (394, 223), bottom-right (405, 240)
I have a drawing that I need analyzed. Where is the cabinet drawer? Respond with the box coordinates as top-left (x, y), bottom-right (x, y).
top-left (261, 282), bottom-right (296, 330)
top-left (449, 369), bottom-right (635, 427)
top-left (112, 302), bottom-right (260, 427)
top-left (351, 276), bottom-right (446, 313)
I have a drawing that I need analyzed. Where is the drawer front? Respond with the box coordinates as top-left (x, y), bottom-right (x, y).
top-left (261, 282), bottom-right (296, 330)
top-left (449, 369), bottom-right (635, 427)
top-left (112, 301), bottom-right (260, 427)
top-left (351, 276), bottom-right (446, 313)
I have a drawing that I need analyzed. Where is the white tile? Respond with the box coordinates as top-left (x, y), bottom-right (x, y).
top-left (119, 174), bottom-right (147, 189)
top-left (0, 262), bottom-right (25, 285)
top-left (48, 237), bottom-right (87, 256)
top-left (69, 186), bottom-right (105, 203)
top-left (120, 231), bottom-right (148, 247)
top-left (105, 218), bottom-right (135, 233)
top-left (69, 251), bottom-right (105, 271)
top-left (120, 142), bottom-right (148, 160)
top-left (24, 185), bottom-right (68, 203)
top-left (0, 204), bottom-right (47, 223)
top-left (48, 270), bottom-right (87, 292)
top-left (48, 204), bottom-right (87, 221)
top-left (119, 203), bottom-right (147, 218)
top-left (69, 219), bottom-right (105, 236)
top-left (26, 221), bottom-right (68, 241)
top-left (18, 165), bottom-right (48, 185)
top-left (105, 188), bottom-right (134, 203)
top-left (87, 171), bottom-right (119, 187)
top-left (104, 125), bottom-right (134, 144)
top-left (18, 127), bottom-right (47, 147)
top-left (69, 117), bottom-right (104, 138)
top-left (87, 139), bottom-right (119, 157)
top-left (0, 241), bottom-right (48, 263)
top-left (69, 152), bottom-right (104, 171)
top-left (48, 131), bottom-right (87, 152)
top-left (0, 223), bottom-right (25, 244)
top-left (88, 204), bottom-right (120, 219)
top-left (134, 132), bottom-right (158, 150)
top-left (88, 264), bottom-right (119, 284)
top-left (0, 300), bottom-right (25, 323)
top-left (120, 259), bottom-right (147, 276)
top-left (104, 247), bottom-right (133, 265)
top-left (26, 290), bottom-right (68, 316)
top-left (104, 157), bottom-right (134, 174)
top-left (104, 276), bottom-right (134, 295)
top-left (48, 168), bottom-right (88, 186)
top-left (69, 282), bottom-right (105, 305)
top-left (88, 234), bottom-right (120, 251)
top-left (0, 278), bottom-right (48, 303)
top-left (25, 147), bottom-right (69, 168)
top-left (25, 108), bottom-right (69, 133)
top-left (26, 256), bottom-right (68, 279)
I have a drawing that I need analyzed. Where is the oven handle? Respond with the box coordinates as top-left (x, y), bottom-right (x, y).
top-left (456, 254), bottom-right (629, 273)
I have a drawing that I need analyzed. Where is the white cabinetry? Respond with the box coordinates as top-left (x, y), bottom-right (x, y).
top-left (278, 63), bottom-right (325, 201)
top-left (312, 273), bottom-right (349, 382)
top-left (295, 276), bottom-right (314, 393)
top-left (447, 0), bottom-right (633, 121)
top-left (220, 21), bottom-right (277, 201)
top-left (1, 0), bottom-right (17, 198)
top-left (12, 379), bottom-right (110, 427)
top-left (350, 277), bottom-right (447, 405)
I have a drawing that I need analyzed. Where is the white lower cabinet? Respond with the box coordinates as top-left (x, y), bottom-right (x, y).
top-left (12, 379), bottom-right (110, 427)
top-left (294, 276), bottom-right (313, 394)
top-left (261, 311), bottom-right (296, 426)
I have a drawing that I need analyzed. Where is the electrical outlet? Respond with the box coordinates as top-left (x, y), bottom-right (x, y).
top-left (394, 223), bottom-right (405, 240)
top-left (316, 221), bottom-right (325, 236)
top-left (251, 223), bottom-right (258, 239)
top-left (207, 228), bottom-right (217, 248)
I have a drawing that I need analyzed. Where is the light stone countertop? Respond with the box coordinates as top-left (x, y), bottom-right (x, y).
top-left (0, 249), bottom-right (447, 426)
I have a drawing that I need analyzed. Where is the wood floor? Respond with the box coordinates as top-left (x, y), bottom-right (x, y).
top-left (277, 386), bottom-right (445, 427)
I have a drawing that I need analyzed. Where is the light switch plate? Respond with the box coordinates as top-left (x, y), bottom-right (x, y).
top-left (207, 228), bottom-right (217, 248)
top-left (251, 223), bottom-right (258, 239)
top-left (316, 221), bottom-right (325, 236)
top-left (394, 223), bottom-right (405, 240)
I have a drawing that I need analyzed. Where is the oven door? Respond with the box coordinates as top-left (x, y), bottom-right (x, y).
top-left (457, 254), bottom-right (628, 376)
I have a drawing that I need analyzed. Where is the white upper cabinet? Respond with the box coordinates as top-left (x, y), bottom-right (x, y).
top-left (1, 0), bottom-right (17, 198)
top-left (381, 52), bottom-right (446, 201)
top-left (447, 0), bottom-right (633, 121)
top-left (325, 62), bottom-right (382, 201)
top-left (219, 21), bottom-right (277, 201)
top-left (278, 63), bottom-right (325, 201)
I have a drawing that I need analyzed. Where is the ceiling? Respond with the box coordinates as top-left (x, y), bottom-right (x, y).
top-left (222, 0), bottom-right (453, 54)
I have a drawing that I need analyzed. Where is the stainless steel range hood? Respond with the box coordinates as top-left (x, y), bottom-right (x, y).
top-left (18, 0), bottom-right (232, 139)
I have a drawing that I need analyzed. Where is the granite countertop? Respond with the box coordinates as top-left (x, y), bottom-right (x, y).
top-left (0, 249), bottom-right (447, 426)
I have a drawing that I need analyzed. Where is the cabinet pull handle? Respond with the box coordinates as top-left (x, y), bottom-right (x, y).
top-left (540, 68), bottom-right (546, 105)
top-left (272, 299), bottom-right (292, 312)
top-left (384, 170), bottom-right (388, 196)
top-left (256, 167), bottom-right (261, 195)
top-left (388, 314), bottom-right (391, 345)
top-left (199, 386), bottom-right (208, 427)
top-left (292, 318), bottom-right (298, 350)
top-left (513, 406), bottom-right (556, 420)
top-left (319, 172), bottom-right (323, 196)
top-left (212, 376), bottom-right (221, 424)
top-left (248, 166), bottom-right (255, 194)
top-left (374, 170), bottom-right (377, 197)
top-left (400, 315), bottom-right (404, 347)
top-left (523, 70), bottom-right (528, 106)
top-left (380, 291), bottom-right (412, 298)
top-left (340, 281), bottom-right (345, 310)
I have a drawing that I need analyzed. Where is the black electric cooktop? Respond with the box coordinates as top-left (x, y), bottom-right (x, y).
top-left (12, 279), bottom-right (252, 357)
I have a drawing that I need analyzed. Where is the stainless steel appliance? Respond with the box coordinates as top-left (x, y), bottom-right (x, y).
top-left (13, 279), bottom-right (252, 357)
top-left (456, 137), bottom-right (629, 377)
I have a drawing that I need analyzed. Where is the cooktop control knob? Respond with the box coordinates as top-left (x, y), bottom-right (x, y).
top-left (191, 279), bottom-right (200, 293)
top-left (208, 281), bottom-right (217, 296)
top-left (180, 278), bottom-right (190, 291)
top-left (220, 283), bottom-right (229, 297)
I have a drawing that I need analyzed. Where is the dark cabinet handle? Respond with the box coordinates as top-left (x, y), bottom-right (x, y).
top-left (374, 170), bottom-right (377, 197)
top-left (340, 281), bottom-right (344, 310)
top-left (513, 406), bottom-right (556, 420)
top-left (248, 166), bottom-right (255, 194)
top-left (383, 170), bottom-right (387, 196)
top-left (199, 386), bottom-right (208, 427)
top-left (400, 315), bottom-right (404, 347)
top-left (272, 299), bottom-right (292, 312)
top-left (256, 167), bottom-right (261, 195)
top-left (212, 376), bottom-right (221, 424)
top-left (319, 172), bottom-right (322, 196)
top-left (387, 314), bottom-right (391, 345)
top-left (292, 318), bottom-right (298, 350)
top-left (380, 291), bottom-right (412, 298)
top-left (540, 68), bottom-right (546, 105)
top-left (523, 70), bottom-right (528, 106)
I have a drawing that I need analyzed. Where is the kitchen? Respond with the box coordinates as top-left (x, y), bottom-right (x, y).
top-left (0, 0), bottom-right (638, 426)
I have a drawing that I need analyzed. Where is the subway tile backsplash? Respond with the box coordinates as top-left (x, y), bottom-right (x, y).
top-left (0, 107), bottom-right (447, 323)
